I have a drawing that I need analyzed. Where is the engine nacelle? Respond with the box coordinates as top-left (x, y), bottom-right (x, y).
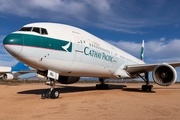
top-left (152, 64), bottom-right (177, 86)
top-left (57, 76), bottom-right (80, 84)
top-left (3, 73), bottom-right (17, 80)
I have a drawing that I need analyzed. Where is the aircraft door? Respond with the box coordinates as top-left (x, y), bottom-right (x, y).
top-left (71, 32), bottom-right (84, 70)
top-left (111, 48), bottom-right (118, 72)
top-left (73, 32), bottom-right (84, 52)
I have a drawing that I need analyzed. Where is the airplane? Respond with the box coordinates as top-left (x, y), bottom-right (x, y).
top-left (2, 22), bottom-right (180, 99)
top-left (0, 62), bottom-right (36, 80)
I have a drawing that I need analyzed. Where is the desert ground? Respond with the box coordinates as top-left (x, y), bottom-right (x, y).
top-left (0, 82), bottom-right (180, 120)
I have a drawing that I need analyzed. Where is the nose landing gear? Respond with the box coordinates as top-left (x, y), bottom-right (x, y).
top-left (41, 78), bottom-right (59, 99)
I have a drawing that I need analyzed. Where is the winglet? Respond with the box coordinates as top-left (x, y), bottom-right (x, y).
top-left (139, 40), bottom-right (144, 61)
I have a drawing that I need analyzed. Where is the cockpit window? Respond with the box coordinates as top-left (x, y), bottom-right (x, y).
top-left (19, 27), bottom-right (48, 35)
top-left (41, 28), bottom-right (48, 35)
top-left (32, 27), bottom-right (40, 34)
top-left (19, 27), bottom-right (32, 31)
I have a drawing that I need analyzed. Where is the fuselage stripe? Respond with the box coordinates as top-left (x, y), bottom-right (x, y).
top-left (3, 33), bottom-right (72, 52)
top-left (3, 44), bottom-right (66, 52)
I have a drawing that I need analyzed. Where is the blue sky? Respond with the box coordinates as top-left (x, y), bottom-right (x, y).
top-left (0, 0), bottom-right (180, 80)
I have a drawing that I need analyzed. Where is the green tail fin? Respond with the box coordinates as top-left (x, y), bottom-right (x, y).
top-left (139, 40), bottom-right (144, 61)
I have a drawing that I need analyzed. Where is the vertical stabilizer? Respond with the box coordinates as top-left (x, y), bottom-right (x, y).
top-left (139, 40), bottom-right (144, 61)
top-left (11, 62), bottom-right (30, 71)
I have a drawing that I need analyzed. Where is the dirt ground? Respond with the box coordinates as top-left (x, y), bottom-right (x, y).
top-left (0, 83), bottom-right (180, 120)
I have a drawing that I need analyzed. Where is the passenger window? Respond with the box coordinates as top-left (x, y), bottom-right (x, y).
top-left (32, 27), bottom-right (40, 34)
top-left (41, 28), bottom-right (48, 35)
top-left (19, 27), bottom-right (32, 31)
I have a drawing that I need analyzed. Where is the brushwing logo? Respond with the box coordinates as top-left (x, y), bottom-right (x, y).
top-left (140, 40), bottom-right (144, 61)
top-left (62, 41), bottom-right (72, 52)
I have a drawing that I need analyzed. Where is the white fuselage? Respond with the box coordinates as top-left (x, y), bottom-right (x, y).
top-left (3, 23), bottom-right (144, 79)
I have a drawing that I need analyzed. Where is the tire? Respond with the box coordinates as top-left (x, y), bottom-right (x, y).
top-left (142, 85), bottom-right (147, 91)
top-left (148, 85), bottom-right (153, 91)
top-left (96, 84), bottom-right (101, 89)
top-left (96, 84), bottom-right (109, 89)
top-left (104, 84), bottom-right (109, 89)
top-left (51, 89), bottom-right (59, 99)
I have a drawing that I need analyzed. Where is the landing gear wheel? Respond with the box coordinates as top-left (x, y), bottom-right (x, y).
top-left (42, 77), bottom-right (60, 99)
top-left (141, 85), bottom-right (153, 91)
top-left (96, 84), bottom-right (101, 89)
top-left (96, 78), bottom-right (109, 90)
top-left (148, 85), bottom-right (153, 91)
top-left (96, 84), bottom-right (109, 89)
top-left (142, 85), bottom-right (147, 91)
top-left (104, 84), bottom-right (109, 89)
top-left (50, 89), bottom-right (59, 99)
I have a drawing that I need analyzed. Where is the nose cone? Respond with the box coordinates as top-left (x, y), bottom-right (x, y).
top-left (3, 33), bottom-right (24, 56)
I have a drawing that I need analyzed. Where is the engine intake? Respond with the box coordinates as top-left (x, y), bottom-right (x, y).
top-left (3, 73), bottom-right (18, 80)
top-left (57, 76), bottom-right (80, 84)
top-left (152, 64), bottom-right (177, 86)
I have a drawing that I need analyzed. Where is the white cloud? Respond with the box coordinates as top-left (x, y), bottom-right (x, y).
top-left (0, 45), bottom-right (7, 53)
top-left (0, 53), bottom-right (17, 66)
top-left (0, 54), bottom-right (11, 57)
top-left (0, 53), bottom-right (13, 59)
top-left (0, 35), bottom-right (5, 41)
top-left (147, 58), bottom-right (180, 63)
top-left (0, 0), bottom-right (180, 34)
top-left (0, 35), bottom-right (15, 65)
top-left (160, 37), bottom-right (165, 41)
top-left (107, 38), bottom-right (180, 63)
top-left (0, 59), bottom-right (18, 66)
top-left (145, 39), bottom-right (180, 58)
top-left (108, 40), bottom-right (141, 56)
top-left (0, 36), bottom-right (8, 53)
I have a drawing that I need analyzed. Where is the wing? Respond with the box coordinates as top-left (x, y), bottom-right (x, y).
top-left (124, 62), bottom-right (180, 75)
top-left (0, 70), bottom-right (37, 76)
top-left (14, 70), bottom-right (37, 74)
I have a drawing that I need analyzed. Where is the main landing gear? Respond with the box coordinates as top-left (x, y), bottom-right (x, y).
top-left (41, 78), bottom-right (59, 99)
top-left (138, 72), bottom-right (153, 91)
top-left (96, 78), bottom-right (109, 89)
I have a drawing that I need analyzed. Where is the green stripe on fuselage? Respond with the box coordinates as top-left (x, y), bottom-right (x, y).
top-left (3, 33), bottom-right (24, 45)
top-left (4, 33), bottom-right (72, 52)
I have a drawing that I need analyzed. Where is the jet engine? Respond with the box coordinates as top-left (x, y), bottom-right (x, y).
top-left (152, 64), bottom-right (177, 86)
top-left (3, 73), bottom-right (18, 80)
top-left (57, 76), bottom-right (80, 84)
